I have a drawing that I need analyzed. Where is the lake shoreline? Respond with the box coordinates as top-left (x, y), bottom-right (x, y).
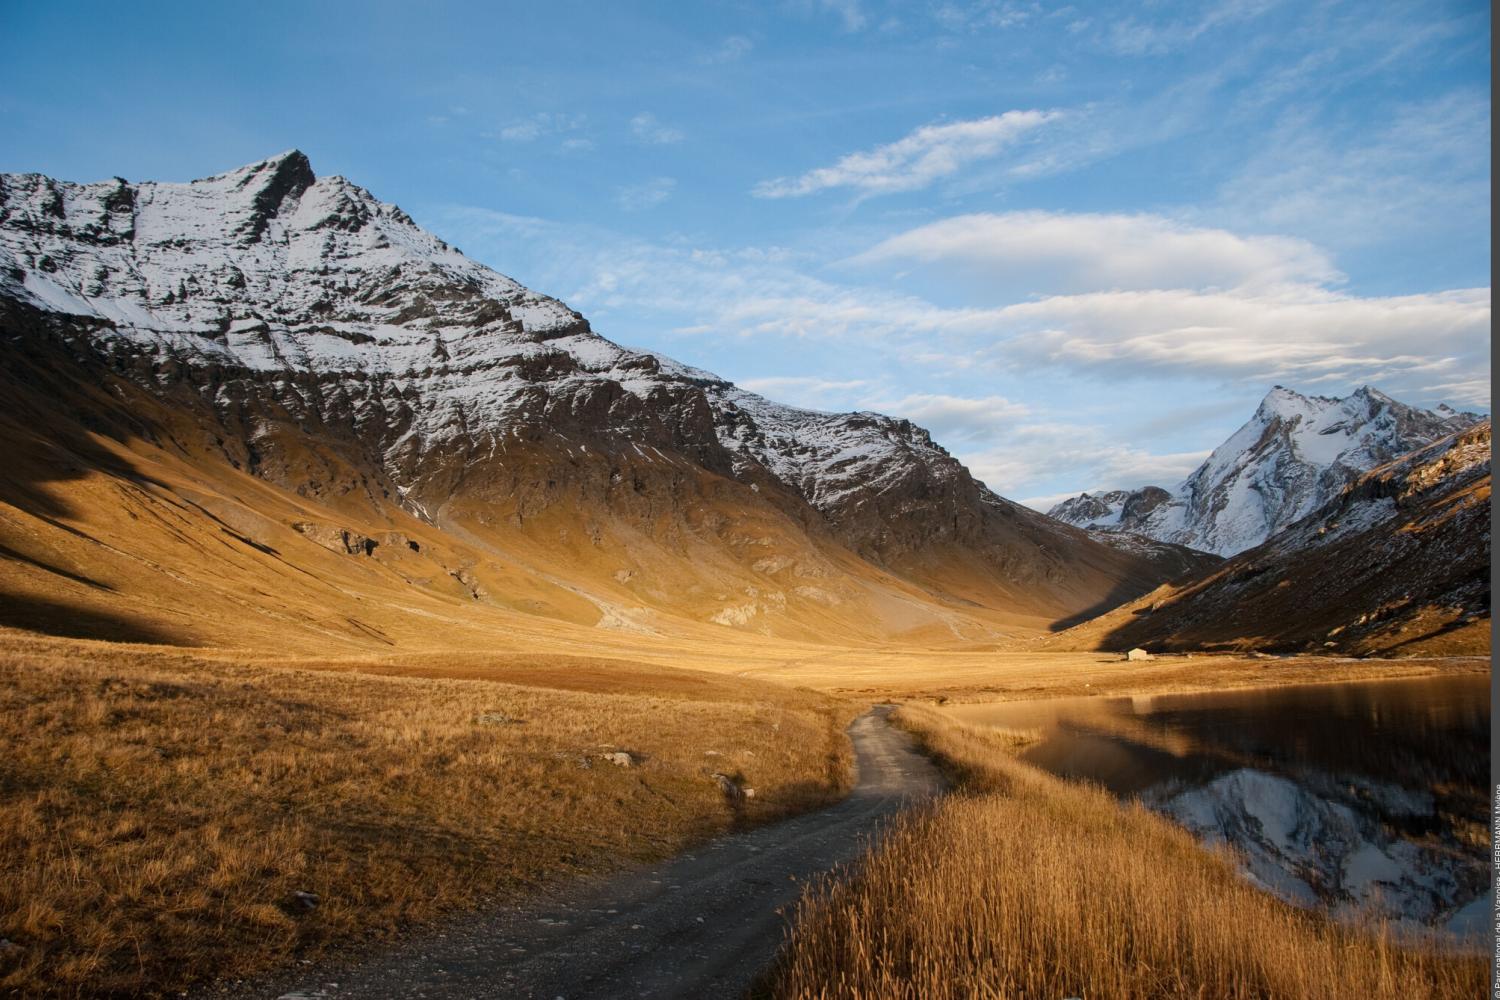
top-left (931, 671), bottom-right (1493, 948)
top-left (920, 653), bottom-right (1489, 708)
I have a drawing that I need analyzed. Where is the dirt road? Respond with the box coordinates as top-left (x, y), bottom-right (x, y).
top-left (232, 705), bottom-right (942, 1000)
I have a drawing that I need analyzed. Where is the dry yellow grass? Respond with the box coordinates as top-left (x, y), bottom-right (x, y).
top-left (767, 705), bottom-right (1486, 1000)
top-left (0, 623), bottom-right (1483, 998)
top-left (0, 634), bottom-right (857, 998)
top-left (763, 650), bottom-right (1489, 703)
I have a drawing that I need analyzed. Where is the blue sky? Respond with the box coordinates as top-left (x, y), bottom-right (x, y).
top-left (3, 0), bottom-right (1490, 507)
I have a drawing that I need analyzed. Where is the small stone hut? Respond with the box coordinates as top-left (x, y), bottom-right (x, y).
top-left (1126, 647), bottom-right (1153, 662)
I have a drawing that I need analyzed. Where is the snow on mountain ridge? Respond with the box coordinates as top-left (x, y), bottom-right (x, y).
top-left (0, 152), bottom-right (1001, 544)
top-left (1054, 419), bottom-right (1490, 657)
top-left (0, 150), bottom-right (581, 345)
top-left (1049, 385), bottom-right (1482, 556)
top-left (648, 349), bottom-right (971, 518)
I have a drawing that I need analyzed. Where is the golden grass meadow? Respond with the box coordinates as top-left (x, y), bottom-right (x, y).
top-left (0, 6), bottom-right (1492, 994)
top-left (0, 619), bottom-right (1485, 998)
top-left (0, 632), bottom-right (856, 997)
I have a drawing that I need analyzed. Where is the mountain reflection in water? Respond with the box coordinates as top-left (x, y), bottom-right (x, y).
top-left (944, 673), bottom-right (1491, 942)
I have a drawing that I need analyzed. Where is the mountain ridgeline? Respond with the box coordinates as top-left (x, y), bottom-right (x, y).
top-left (0, 152), bottom-right (1204, 649)
top-left (1048, 419), bottom-right (1490, 657)
top-left (1049, 386), bottom-right (1482, 556)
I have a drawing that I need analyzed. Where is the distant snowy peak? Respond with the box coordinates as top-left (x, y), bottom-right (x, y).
top-left (1047, 486), bottom-right (1172, 533)
top-left (1068, 419), bottom-right (1491, 657)
top-left (1048, 385), bottom-right (1483, 556)
top-left (1227, 384), bottom-right (1476, 475)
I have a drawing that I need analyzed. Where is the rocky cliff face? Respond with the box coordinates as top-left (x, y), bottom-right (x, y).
top-left (0, 152), bottom-right (1184, 641)
top-left (1049, 386), bottom-right (1482, 557)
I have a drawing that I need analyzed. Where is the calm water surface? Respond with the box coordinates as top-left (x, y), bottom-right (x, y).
top-left (945, 673), bottom-right (1492, 939)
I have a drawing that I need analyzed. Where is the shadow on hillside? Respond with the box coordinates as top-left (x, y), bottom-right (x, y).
top-left (0, 592), bottom-right (184, 644)
top-left (0, 542), bottom-right (115, 591)
top-left (0, 300), bottom-right (176, 523)
top-left (1047, 576), bottom-right (1155, 634)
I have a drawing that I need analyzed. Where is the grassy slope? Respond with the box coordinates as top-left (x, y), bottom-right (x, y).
top-left (0, 339), bottom-right (1162, 654)
top-left (0, 634), bottom-right (857, 998)
top-left (767, 705), bottom-right (1486, 1000)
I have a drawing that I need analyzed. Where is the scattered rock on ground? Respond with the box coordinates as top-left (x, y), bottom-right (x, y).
top-left (477, 712), bottom-right (523, 726)
top-left (711, 772), bottom-right (747, 801)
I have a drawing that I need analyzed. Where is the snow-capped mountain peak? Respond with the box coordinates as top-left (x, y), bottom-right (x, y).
top-left (0, 148), bottom-right (583, 349)
top-left (1049, 385), bottom-right (1483, 556)
top-left (1, 152), bottom-right (1188, 617)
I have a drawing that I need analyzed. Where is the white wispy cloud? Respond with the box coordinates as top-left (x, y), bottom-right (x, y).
top-left (840, 210), bottom-right (1488, 405)
top-left (614, 177), bottom-right (676, 211)
top-left (426, 105), bottom-right (470, 127)
top-left (498, 122), bottom-right (544, 142)
top-left (869, 393), bottom-right (1030, 441)
top-left (933, 1), bottom-right (1036, 32)
top-left (494, 112), bottom-right (586, 143)
top-left (1103, 0), bottom-right (1283, 56)
top-left (851, 211), bottom-right (1341, 293)
top-left (752, 111), bottom-right (1060, 199)
top-left (819, 0), bottom-right (867, 32)
top-left (431, 204), bottom-right (1491, 411)
top-left (699, 35), bottom-right (754, 64)
top-left (963, 425), bottom-right (1215, 503)
top-left (707, 283), bottom-right (1489, 406)
top-left (1213, 89), bottom-right (1490, 255)
top-left (989, 286), bottom-right (1490, 402)
top-left (630, 112), bottom-right (684, 145)
top-left (738, 375), bottom-right (871, 408)
top-left (722, 284), bottom-right (1486, 410)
